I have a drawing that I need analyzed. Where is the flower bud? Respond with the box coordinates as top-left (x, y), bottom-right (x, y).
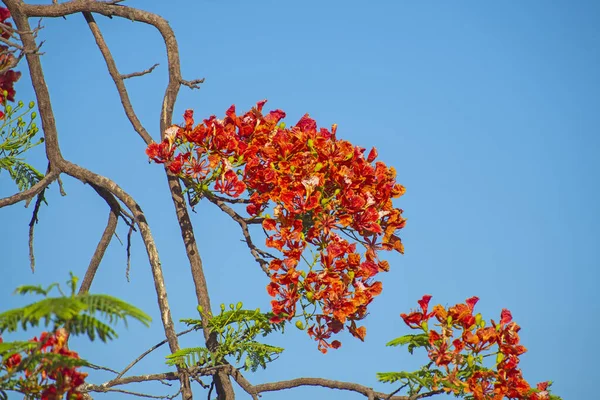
top-left (295, 320), bottom-right (305, 330)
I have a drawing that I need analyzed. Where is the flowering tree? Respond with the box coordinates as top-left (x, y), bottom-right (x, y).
top-left (0, 1), bottom-right (560, 400)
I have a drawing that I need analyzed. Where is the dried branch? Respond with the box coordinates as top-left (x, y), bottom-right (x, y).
top-left (78, 184), bottom-right (120, 294)
top-left (223, 365), bottom-right (441, 400)
top-left (0, 171), bottom-right (58, 208)
top-left (3, 1), bottom-right (193, 396)
top-left (125, 221), bottom-right (134, 281)
top-left (27, 188), bottom-right (46, 272)
top-left (115, 326), bottom-right (199, 381)
top-left (202, 192), bottom-right (251, 204)
top-left (81, 11), bottom-right (153, 144)
top-left (180, 77), bottom-right (204, 90)
top-left (121, 62), bottom-right (159, 79)
top-left (0, 35), bottom-right (24, 50)
top-left (203, 191), bottom-right (272, 276)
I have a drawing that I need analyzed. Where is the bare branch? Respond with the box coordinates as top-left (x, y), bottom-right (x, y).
top-left (3, 2), bottom-right (193, 396)
top-left (78, 184), bottom-right (120, 294)
top-left (57, 174), bottom-right (66, 195)
top-left (115, 326), bottom-right (199, 381)
top-left (27, 188), bottom-right (46, 272)
top-left (180, 77), bottom-right (204, 90)
top-left (0, 171), bottom-right (58, 208)
top-left (81, 11), bottom-right (153, 144)
top-left (121, 62), bottom-right (159, 80)
top-left (203, 191), bottom-right (272, 276)
top-left (0, 35), bottom-right (24, 50)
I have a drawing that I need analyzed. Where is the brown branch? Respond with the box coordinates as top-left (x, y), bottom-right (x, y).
top-left (203, 191), bottom-right (272, 276)
top-left (222, 365), bottom-right (439, 400)
top-left (202, 192), bottom-right (251, 204)
top-left (121, 62), bottom-right (159, 79)
top-left (27, 187), bottom-right (46, 272)
top-left (0, 35), bottom-right (24, 50)
top-left (115, 326), bottom-right (198, 381)
top-left (78, 184), bottom-right (120, 294)
top-left (180, 77), bottom-right (204, 90)
top-left (82, 360), bottom-right (442, 400)
top-left (0, 170), bottom-right (58, 208)
top-left (81, 11), bottom-right (153, 144)
top-left (3, 1), bottom-right (192, 397)
top-left (57, 1), bottom-right (230, 395)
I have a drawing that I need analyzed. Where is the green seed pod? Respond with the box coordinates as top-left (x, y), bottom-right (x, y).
top-left (496, 352), bottom-right (505, 365)
top-left (475, 313), bottom-right (483, 326)
top-left (467, 354), bottom-right (474, 368)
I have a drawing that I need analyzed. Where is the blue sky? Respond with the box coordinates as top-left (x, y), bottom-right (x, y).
top-left (1, 0), bottom-right (598, 398)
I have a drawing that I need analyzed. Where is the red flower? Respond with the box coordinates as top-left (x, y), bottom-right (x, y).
top-left (401, 294), bottom-right (434, 329)
top-left (214, 170), bottom-right (246, 197)
top-left (5, 353), bottom-right (21, 369)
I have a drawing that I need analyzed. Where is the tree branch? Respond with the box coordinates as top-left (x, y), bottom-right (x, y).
top-left (27, 187), bottom-right (46, 272)
top-left (0, 170), bottom-right (58, 208)
top-left (121, 62), bottom-right (159, 80)
top-left (81, 11), bottom-right (153, 144)
top-left (203, 191), bottom-right (272, 276)
top-left (3, 1), bottom-right (192, 396)
top-left (78, 184), bottom-right (120, 294)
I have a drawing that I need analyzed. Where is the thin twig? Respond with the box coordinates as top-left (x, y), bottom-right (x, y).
top-left (91, 387), bottom-right (175, 399)
top-left (79, 184), bottom-right (121, 293)
top-left (180, 77), bottom-right (204, 90)
top-left (0, 35), bottom-right (24, 49)
top-left (203, 192), bottom-right (251, 204)
top-left (27, 188), bottom-right (46, 272)
top-left (125, 222), bottom-right (134, 281)
top-left (57, 175), bottom-right (66, 196)
top-left (115, 326), bottom-right (199, 381)
top-left (203, 191), bottom-right (272, 275)
top-left (121, 62), bottom-right (159, 79)
top-left (81, 10), bottom-right (153, 144)
top-left (0, 171), bottom-right (58, 208)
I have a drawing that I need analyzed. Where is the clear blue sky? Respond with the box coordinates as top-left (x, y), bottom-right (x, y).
top-left (1, 1), bottom-right (598, 398)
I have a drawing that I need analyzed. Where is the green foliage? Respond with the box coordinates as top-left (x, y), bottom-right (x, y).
top-left (377, 332), bottom-right (438, 396)
top-left (377, 367), bottom-right (439, 397)
top-left (167, 303), bottom-right (284, 372)
top-left (0, 100), bottom-right (44, 191)
top-left (0, 273), bottom-right (151, 399)
top-left (385, 333), bottom-right (429, 354)
top-left (0, 273), bottom-right (151, 341)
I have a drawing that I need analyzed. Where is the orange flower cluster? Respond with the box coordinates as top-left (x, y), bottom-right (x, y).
top-left (1, 329), bottom-right (87, 400)
top-left (146, 101), bottom-right (406, 352)
top-left (0, 7), bottom-right (21, 109)
top-left (401, 295), bottom-right (554, 400)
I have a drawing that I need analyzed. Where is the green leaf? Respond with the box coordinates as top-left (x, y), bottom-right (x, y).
top-left (376, 370), bottom-right (428, 387)
top-left (386, 333), bottom-right (429, 354)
